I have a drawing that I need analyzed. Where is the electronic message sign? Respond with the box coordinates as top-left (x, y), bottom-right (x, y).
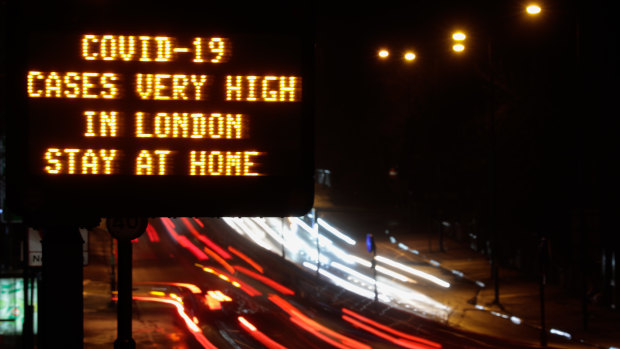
top-left (6, 3), bottom-right (314, 220)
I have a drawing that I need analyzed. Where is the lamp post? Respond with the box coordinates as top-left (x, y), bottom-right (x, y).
top-left (376, 46), bottom-right (417, 224)
top-left (522, 3), bottom-right (555, 344)
top-left (449, 27), bottom-right (507, 306)
top-left (447, 3), bottom-right (544, 309)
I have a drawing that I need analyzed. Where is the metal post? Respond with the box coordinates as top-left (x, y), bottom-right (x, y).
top-left (313, 209), bottom-right (320, 278)
top-left (114, 238), bottom-right (135, 349)
top-left (367, 233), bottom-right (378, 302)
top-left (40, 226), bottom-right (83, 349)
top-left (572, 0), bottom-right (588, 331)
top-left (439, 219), bottom-right (445, 253)
top-left (281, 218), bottom-right (286, 259)
top-left (602, 248), bottom-right (608, 303)
top-left (110, 236), bottom-right (116, 297)
top-left (488, 39), bottom-right (500, 306)
top-left (539, 237), bottom-right (548, 347)
top-left (22, 226), bottom-right (34, 349)
top-left (612, 251), bottom-right (617, 310)
top-left (106, 217), bottom-right (146, 349)
top-left (373, 248), bottom-right (378, 302)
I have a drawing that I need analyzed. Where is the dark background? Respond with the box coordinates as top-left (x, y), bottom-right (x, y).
top-left (311, 0), bottom-right (619, 297)
top-left (2, 0), bottom-right (619, 302)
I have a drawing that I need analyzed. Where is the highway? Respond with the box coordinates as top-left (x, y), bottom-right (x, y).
top-left (129, 216), bottom-right (444, 349)
top-left (84, 215), bottom-right (580, 348)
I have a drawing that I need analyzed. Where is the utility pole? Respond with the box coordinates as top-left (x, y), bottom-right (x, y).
top-left (40, 225), bottom-right (84, 349)
top-left (367, 233), bottom-right (378, 302)
top-left (539, 237), bottom-right (549, 347)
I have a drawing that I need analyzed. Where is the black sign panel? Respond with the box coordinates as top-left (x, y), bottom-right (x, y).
top-left (6, 2), bottom-right (314, 221)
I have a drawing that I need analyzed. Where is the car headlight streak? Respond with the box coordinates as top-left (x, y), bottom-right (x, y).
top-left (375, 256), bottom-right (451, 288)
top-left (224, 215), bottom-right (453, 321)
top-left (317, 218), bottom-right (356, 245)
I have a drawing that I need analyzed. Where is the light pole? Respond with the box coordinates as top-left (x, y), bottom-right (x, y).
top-left (523, 3), bottom-right (553, 345)
top-left (449, 27), bottom-right (507, 306)
top-left (447, 3), bottom-right (544, 309)
top-left (376, 46), bottom-right (417, 222)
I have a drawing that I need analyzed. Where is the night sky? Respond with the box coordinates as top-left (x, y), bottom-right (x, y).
top-left (313, 2), bottom-right (618, 218)
top-left (306, 0), bottom-right (620, 286)
top-left (2, 0), bottom-right (619, 283)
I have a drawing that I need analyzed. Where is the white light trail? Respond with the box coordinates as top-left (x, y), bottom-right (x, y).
top-left (331, 262), bottom-right (376, 285)
top-left (550, 328), bottom-right (572, 340)
top-left (302, 261), bottom-right (318, 271)
top-left (318, 268), bottom-right (391, 302)
top-left (376, 256), bottom-right (451, 288)
top-left (289, 217), bottom-right (333, 245)
top-left (375, 265), bottom-right (413, 283)
top-left (222, 218), bottom-right (273, 251)
top-left (317, 218), bottom-right (356, 245)
top-left (251, 217), bottom-right (285, 245)
top-left (343, 255), bottom-right (411, 282)
top-left (348, 255), bottom-right (372, 268)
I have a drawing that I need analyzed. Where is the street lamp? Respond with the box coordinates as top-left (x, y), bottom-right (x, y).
top-left (452, 43), bottom-right (465, 53)
top-left (403, 51), bottom-right (416, 62)
top-left (452, 32), bottom-right (466, 41)
top-left (526, 3), bottom-right (542, 15)
top-left (378, 49), bottom-right (390, 59)
top-left (452, 7), bottom-right (550, 346)
top-left (451, 31), bottom-right (467, 53)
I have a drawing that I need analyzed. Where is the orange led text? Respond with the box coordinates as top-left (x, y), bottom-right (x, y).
top-left (82, 35), bottom-right (229, 63)
top-left (225, 76), bottom-right (300, 102)
top-left (84, 111), bottom-right (119, 137)
top-left (135, 150), bottom-right (173, 175)
top-left (135, 74), bottom-right (207, 100)
top-left (189, 151), bottom-right (260, 176)
top-left (28, 71), bottom-right (119, 99)
top-left (135, 112), bottom-right (244, 139)
top-left (44, 148), bottom-right (118, 174)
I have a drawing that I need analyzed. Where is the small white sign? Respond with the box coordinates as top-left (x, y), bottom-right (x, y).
top-left (80, 228), bottom-right (89, 266)
top-left (28, 228), bottom-right (89, 266)
top-left (28, 228), bottom-right (42, 267)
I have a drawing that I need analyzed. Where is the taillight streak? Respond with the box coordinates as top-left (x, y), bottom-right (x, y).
top-left (341, 308), bottom-right (441, 349)
top-left (121, 295), bottom-right (218, 349)
top-left (234, 265), bottom-right (294, 295)
top-left (268, 294), bottom-right (370, 349)
top-left (181, 217), bottom-right (232, 259)
top-left (228, 246), bottom-right (264, 273)
top-left (197, 265), bottom-right (262, 297)
top-left (145, 224), bottom-right (160, 242)
top-left (203, 246), bottom-right (235, 274)
top-left (237, 316), bottom-right (288, 349)
top-left (160, 218), bottom-right (208, 260)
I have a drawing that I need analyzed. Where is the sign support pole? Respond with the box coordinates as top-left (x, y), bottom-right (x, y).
top-left (115, 237), bottom-right (135, 349)
top-left (107, 217), bottom-right (147, 349)
top-left (366, 233), bottom-right (377, 302)
top-left (40, 226), bottom-right (84, 349)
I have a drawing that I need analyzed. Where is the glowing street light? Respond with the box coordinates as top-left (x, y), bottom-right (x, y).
top-left (452, 44), bottom-right (465, 52)
top-left (403, 51), bottom-right (416, 61)
top-left (378, 49), bottom-right (390, 59)
top-left (452, 32), bottom-right (466, 41)
top-left (526, 3), bottom-right (542, 15)
top-left (451, 31), bottom-right (466, 53)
